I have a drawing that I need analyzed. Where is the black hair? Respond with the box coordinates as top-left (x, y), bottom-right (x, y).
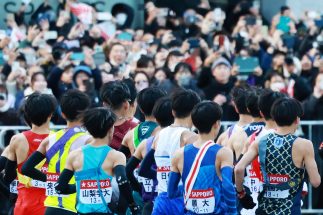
top-left (22, 93), bottom-right (57, 127)
top-left (122, 78), bottom-right (137, 105)
top-left (100, 81), bottom-right (131, 110)
top-left (245, 87), bottom-right (262, 118)
top-left (31, 72), bottom-right (45, 84)
top-left (271, 97), bottom-right (303, 126)
top-left (60, 90), bottom-right (91, 121)
top-left (230, 85), bottom-right (251, 115)
top-left (191, 101), bottom-right (222, 133)
top-left (258, 89), bottom-right (286, 120)
top-left (280, 6), bottom-right (290, 14)
top-left (165, 50), bottom-right (183, 68)
top-left (134, 71), bottom-right (150, 83)
top-left (137, 55), bottom-right (154, 68)
top-left (153, 97), bottom-right (174, 127)
top-left (171, 89), bottom-right (201, 118)
top-left (137, 87), bottom-right (166, 116)
top-left (83, 108), bottom-right (116, 138)
top-left (174, 62), bottom-right (193, 75)
top-left (284, 57), bottom-right (294, 66)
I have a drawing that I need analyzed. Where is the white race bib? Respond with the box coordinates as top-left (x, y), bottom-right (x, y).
top-left (186, 188), bottom-right (215, 214)
top-left (244, 165), bottom-right (263, 193)
top-left (46, 173), bottom-right (67, 197)
top-left (10, 180), bottom-right (18, 194)
top-left (264, 174), bottom-right (290, 199)
top-left (31, 179), bottom-right (46, 188)
top-left (79, 179), bottom-right (112, 204)
top-left (138, 176), bottom-right (157, 193)
top-left (264, 189), bottom-right (289, 199)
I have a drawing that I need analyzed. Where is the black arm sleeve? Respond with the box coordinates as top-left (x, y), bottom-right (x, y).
top-left (114, 165), bottom-right (135, 206)
top-left (21, 151), bottom-right (46, 182)
top-left (0, 156), bottom-right (8, 171)
top-left (4, 159), bottom-right (17, 184)
top-left (138, 149), bottom-right (156, 180)
top-left (0, 173), bottom-right (10, 199)
top-left (55, 169), bottom-right (76, 194)
top-left (126, 156), bottom-right (142, 192)
top-left (119, 145), bottom-right (131, 158)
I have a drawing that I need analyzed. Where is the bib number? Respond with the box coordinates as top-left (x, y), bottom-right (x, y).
top-left (138, 176), bottom-right (157, 193)
top-left (264, 188), bottom-right (289, 199)
top-left (244, 166), bottom-right (263, 193)
top-left (79, 179), bottom-right (112, 204)
top-left (10, 180), bottom-right (18, 194)
top-left (46, 173), bottom-right (67, 197)
top-left (31, 179), bottom-right (46, 188)
top-left (186, 189), bottom-right (215, 214)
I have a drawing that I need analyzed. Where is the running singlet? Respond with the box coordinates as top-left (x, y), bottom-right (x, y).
top-left (154, 126), bottom-right (188, 194)
top-left (133, 121), bottom-right (158, 149)
top-left (75, 145), bottom-right (113, 214)
top-left (182, 144), bottom-right (225, 214)
top-left (15, 131), bottom-right (49, 215)
top-left (257, 133), bottom-right (304, 215)
top-left (244, 122), bottom-right (265, 137)
top-left (111, 120), bottom-right (138, 150)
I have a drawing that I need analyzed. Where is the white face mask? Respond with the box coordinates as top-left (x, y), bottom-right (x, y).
top-left (33, 81), bottom-right (47, 92)
top-left (115, 13), bottom-right (127, 26)
top-left (270, 82), bottom-right (285, 92)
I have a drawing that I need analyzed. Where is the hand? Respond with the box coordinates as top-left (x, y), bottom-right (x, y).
top-left (313, 84), bottom-right (323, 99)
top-left (213, 94), bottom-right (227, 106)
top-left (239, 193), bottom-right (256, 209)
top-left (27, 25), bottom-right (40, 42)
top-left (58, 52), bottom-right (72, 69)
top-left (129, 203), bottom-right (141, 215)
top-left (253, 66), bottom-right (263, 77)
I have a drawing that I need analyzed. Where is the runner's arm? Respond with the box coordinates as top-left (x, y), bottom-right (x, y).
top-left (119, 131), bottom-right (132, 157)
top-left (168, 150), bottom-right (182, 199)
top-left (303, 140), bottom-right (321, 188)
top-left (55, 152), bottom-right (76, 194)
top-left (126, 155), bottom-right (142, 192)
top-left (138, 148), bottom-right (156, 179)
top-left (3, 136), bottom-right (20, 184)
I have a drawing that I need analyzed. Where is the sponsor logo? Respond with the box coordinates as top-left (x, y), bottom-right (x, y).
top-left (81, 179), bottom-right (111, 189)
top-left (189, 188), bottom-right (214, 199)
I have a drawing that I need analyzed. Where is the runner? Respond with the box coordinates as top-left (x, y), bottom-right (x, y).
top-left (235, 97), bottom-right (321, 215)
top-left (217, 85), bottom-right (252, 152)
top-left (21, 90), bottom-right (91, 215)
top-left (100, 81), bottom-right (138, 150)
top-left (4, 93), bottom-right (57, 215)
top-left (139, 89), bottom-right (201, 215)
top-left (120, 87), bottom-right (166, 156)
top-left (126, 97), bottom-right (174, 215)
top-left (0, 147), bottom-right (12, 199)
top-left (55, 107), bottom-right (140, 215)
top-left (226, 87), bottom-right (265, 163)
top-left (168, 101), bottom-right (237, 214)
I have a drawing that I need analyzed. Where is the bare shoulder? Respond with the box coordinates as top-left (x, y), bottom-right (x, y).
top-left (69, 147), bottom-right (82, 160)
top-left (171, 148), bottom-right (184, 164)
top-left (9, 133), bottom-right (27, 150)
top-left (109, 149), bottom-right (126, 163)
top-left (181, 130), bottom-right (198, 146)
top-left (294, 137), bottom-right (313, 151)
top-left (218, 146), bottom-right (234, 159)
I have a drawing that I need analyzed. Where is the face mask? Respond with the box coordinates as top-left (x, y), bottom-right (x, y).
top-left (270, 82), bottom-right (285, 92)
top-left (136, 80), bottom-right (149, 92)
top-left (115, 13), bottom-right (127, 26)
top-left (178, 75), bottom-right (191, 86)
top-left (33, 81), bottom-right (47, 92)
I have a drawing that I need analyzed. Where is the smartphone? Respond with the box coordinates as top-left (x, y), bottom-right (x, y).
top-left (0, 30), bottom-right (6, 40)
top-left (117, 32), bottom-right (133, 41)
top-left (188, 38), bottom-right (200, 49)
top-left (234, 57), bottom-right (259, 74)
top-left (96, 12), bottom-right (112, 21)
top-left (12, 61), bottom-right (20, 72)
top-left (315, 18), bottom-right (323, 28)
top-left (44, 31), bottom-right (58, 40)
top-left (245, 16), bottom-right (256, 26)
top-left (93, 52), bottom-right (106, 66)
top-left (70, 52), bottom-right (85, 61)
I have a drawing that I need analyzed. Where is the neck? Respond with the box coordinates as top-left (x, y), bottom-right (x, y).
top-left (252, 117), bottom-right (264, 123)
top-left (91, 138), bottom-right (109, 146)
top-left (66, 120), bottom-right (82, 128)
top-left (237, 114), bottom-right (253, 126)
top-left (194, 133), bottom-right (216, 147)
top-left (265, 119), bottom-right (276, 130)
top-left (172, 117), bottom-right (192, 129)
top-left (275, 125), bottom-right (296, 136)
top-left (31, 122), bottom-right (50, 134)
top-left (114, 109), bottom-right (127, 126)
top-left (145, 115), bottom-right (156, 122)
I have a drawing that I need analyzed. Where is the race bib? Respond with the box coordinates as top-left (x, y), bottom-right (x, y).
top-left (264, 188), bottom-right (289, 199)
top-left (10, 180), bottom-right (18, 194)
top-left (156, 157), bottom-right (171, 187)
top-left (138, 176), bottom-right (157, 193)
top-left (46, 173), bottom-right (67, 197)
top-left (79, 179), bottom-right (112, 204)
top-left (244, 165), bottom-right (263, 193)
top-left (31, 179), bottom-right (46, 188)
top-left (186, 188), bottom-right (215, 214)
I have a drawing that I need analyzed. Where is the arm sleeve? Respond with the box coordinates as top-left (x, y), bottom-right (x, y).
top-left (91, 68), bottom-right (102, 91)
top-left (0, 156), bottom-right (8, 171)
top-left (114, 165), bottom-right (135, 205)
top-left (3, 159), bottom-right (17, 184)
top-left (119, 145), bottom-right (131, 158)
top-left (138, 149), bottom-right (156, 180)
top-left (221, 166), bottom-right (237, 214)
top-left (55, 169), bottom-right (76, 194)
top-left (167, 171), bottom-right (181, 199)
top-left (21, 151), bottom-right (47, 182)
top-left (125, 156), bottom-right (142, 192)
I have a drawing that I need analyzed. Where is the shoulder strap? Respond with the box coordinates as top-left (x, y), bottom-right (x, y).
top-left (46, 127), bottom-right (83, 161)
top-left (228, 125), bottom-right (235, 138)
top-left (184, 140), bottom-right (215, 205)
top-left (146, 136), bottom-right (155, 152)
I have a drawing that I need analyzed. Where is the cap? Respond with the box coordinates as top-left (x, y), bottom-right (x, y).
top-left (211, 57), bottom-right (232, 70)
top-left (73, 65), bottom-right (92, 78)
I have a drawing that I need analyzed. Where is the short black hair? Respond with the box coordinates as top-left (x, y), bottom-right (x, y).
top-left (22, 93), bottom-right (57, 126)
top-left (60, 90), bottom-right (90, 122)
top-left (153, 97), bottom-right (174, 127)
top-left (122, 78), bottom-right (137, 105)
top-left (192, 101), bottom-right (223, 134)
top-left (246, 87), bottom-right (262, 118)
top-left (171, 89), bottom-right (201, 118)
top-left (258, 89), bottom-right (286, 120)
top-left (280, 6), bottom-right (290, 14)
top-left (230, 85), bottom-right (251, 115)
top-left (271, 97), bottom-right (303, 126)
top-left (83, 108), bottom-right (116, 138)
top-left (137, 55), bottom-right (154, 68)
top-left (100, 81), bottom-right (131, 110)
top-left (137, 87), bottom-right (166, 116)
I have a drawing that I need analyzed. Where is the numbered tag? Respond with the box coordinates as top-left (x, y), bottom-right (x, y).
top-left (10, 180), bottom-right (18, 194)
top-left (46, 173), bottom-right (67, 197)
top-left (31, 179), bottom-right (46, 188)
top-left (157, 166), bottom-right (170, 186)
top-left (186, 188), bottom-right (215, 214)
top-left (139, 176), bottom-right (157, 193)
top-left (244, 165), bottom-right (263, 193)
top-left (264, 188), bottom-right (289, 199)
top-left (79, 179), bottom-right (112, 204)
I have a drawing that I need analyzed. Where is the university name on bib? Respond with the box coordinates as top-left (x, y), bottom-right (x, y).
top-left (46, 173), bottom-right (67, 197)
top-left (186, 188), bottom-right (215, 214)
top-left (264, 174), bottom-right (290, 199)
top-left (80, 179), bottom-right (112, 204)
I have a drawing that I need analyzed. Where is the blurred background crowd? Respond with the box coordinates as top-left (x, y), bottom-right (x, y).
top-left (0, 0), bottom-right (323, 209)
